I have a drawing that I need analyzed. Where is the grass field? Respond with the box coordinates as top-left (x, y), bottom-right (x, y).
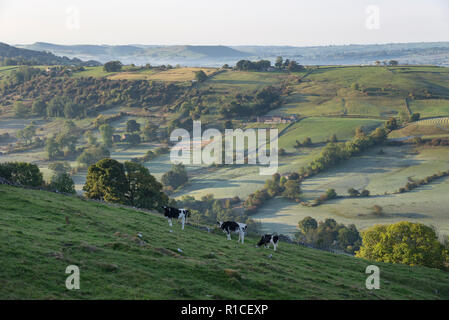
top-left (1, 184), bottom-right (449, 299)
top-left (253, 145), bottom-right (449, 235)
top-left (272, 66), bottom-right (449, 118)
top-left (390, 117), bottom-right (449, 138)
top-left (278, 117), bottom-right (383, 149)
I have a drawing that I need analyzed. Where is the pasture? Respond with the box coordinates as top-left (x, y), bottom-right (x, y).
top-left (253, 145), bottom-right (449, 235)
top-left (1, 184), bottom-right (448, 299)
top-left (278, 117), bottom-right (383, 149)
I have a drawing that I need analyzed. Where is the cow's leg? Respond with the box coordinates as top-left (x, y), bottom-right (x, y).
top-left (241, 231), bottom-right (245, 244)
top-left (227, 232), bottom-right (231, 240)
top-left (238, 232), bottom-right (241, 242)
top-left (272, 240), bottom-right (277, 251)
top-left (168, 218), bottom-right (173, 227)
top-left (181, 215), bottom-right (185, 230)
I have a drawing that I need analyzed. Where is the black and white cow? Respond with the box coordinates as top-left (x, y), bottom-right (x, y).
top-left (256, 234), bottom-right (279, 251)
top-left (163, 206), bottom-right (190, 230)
top-left (217, 221), bottom-right (247, 244)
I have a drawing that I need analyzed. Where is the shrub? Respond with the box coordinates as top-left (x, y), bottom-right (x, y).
top-left (49, 172), bottom-right (76, 194)
top-left (356, 222), bottom-right (447, 269)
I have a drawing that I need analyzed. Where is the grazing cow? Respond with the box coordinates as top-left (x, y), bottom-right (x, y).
top-left (217, 221), bottom-right (247, 244)
top-left (163, 206), bottom-right (191, 230)
top-left (256, 234), bottom-right (279, 251)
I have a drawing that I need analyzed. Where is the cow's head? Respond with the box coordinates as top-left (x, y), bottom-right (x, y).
top-left (217, 221), bottom-right (223, 228)
top-left (256, 236), bottom-right (266, 247)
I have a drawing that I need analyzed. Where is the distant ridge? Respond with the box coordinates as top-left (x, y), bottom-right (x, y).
top-left (13, 41), bottom-right (449, 67)
top-left (0, 42), bottom-right (101, 66)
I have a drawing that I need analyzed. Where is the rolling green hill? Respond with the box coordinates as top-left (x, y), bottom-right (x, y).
top-left (1, 184), bottom-right (448, 300)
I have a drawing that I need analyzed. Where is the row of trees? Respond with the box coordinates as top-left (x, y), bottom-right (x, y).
top-left (234, 57), bottom-right (305, 72)
top-left (244, 172), bottom-right (302, 213)
top-left (296, 217), bottom-right (362, 254)
top-left (0, 161), bottom-right (75, 193)
top-left (219, 86), bottom-right (282, 118)
top-left (274, 57), bottom-right (305, 71)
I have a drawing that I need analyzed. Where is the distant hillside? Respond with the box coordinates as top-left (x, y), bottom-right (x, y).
top-left (16, 43), bottom-right (249, 66)
top-left (233, 42), bottom-right (449, 66)
top-left (0, 42), bottom-right (101, 66)
top-left (1, 184), bottom-right (449, 299)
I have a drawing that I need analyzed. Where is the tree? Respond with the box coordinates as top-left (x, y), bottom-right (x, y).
top-left (410, 113), bottom-right (420, 122)
top-left (103, 61), bottom-right (123, 72)
top-left (84, 130), bottom-right (98, 146)
top-left (45, 135), bottom-right (62, 160)
top-left (283, 179), bottom-right (302, 201)
top-left (372, 205), bottom-right (384, 216)
top-left (77, 145), bottom-right (110, 167)
top-left (348, 188), bottom-right (360, 197)
top-left (17, 124), bottom-right (36, 145)
top-left (47, 96), bottom-right (66, 117)
top-left (142, 121), bottom-right (158, 141)
top-left (388, 60), bottom-right (399, 66)
top-left (161, 163), bottom-right (188, 189)
top-left (302, 137), bottom-right (312, 146)
top-left (0, 162), bottom-right (43, 187)
top-left (13, 101), bottom-right (28, 117)
top-left (83, 158), bottom-right (128, 203)
top-left (275, 56), bottom-right (283, 69)
top-left (326, 188), bottom-right (337, 199)
top-left (385, 117), bottom-right (398, 130)
top-left (328, 134), bottom-right (338, 143)
top-left (48, 162), bottom-right (71, 174)
top-left (124, 162), bottom-right (168, 210)
top-left (99, 124), bottom-right (114, 147)
top-left (356, 222), bottom-right (447, 269)
top-left (49, 172), bottom-right (76, 194)
top-left (126, 119), bottom-right (141, 133)
top-left (126, 133), bottom-right (141, 145)
top-left (298, 216), bottom-right (318, 234)
top-left (360, 189), bottom-right (370, 197)
top-left (194, 70), bottom-right (208, 82)
top-left (32, 99), bottom-right (47, 116)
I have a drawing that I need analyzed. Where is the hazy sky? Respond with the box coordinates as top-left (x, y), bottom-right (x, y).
top-left (1, 0), bottom-right (448, 46)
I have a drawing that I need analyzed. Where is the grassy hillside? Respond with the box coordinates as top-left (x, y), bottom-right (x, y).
top-left (1, 184), bottom-right (448, 300)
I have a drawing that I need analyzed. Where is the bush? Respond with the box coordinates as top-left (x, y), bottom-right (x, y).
top-left (77, 146), bottom-right (110, 167)
top-left (356, 222), bottom-right (447, 269)
top-left (348, 188), bottom-right (360, 197)
top-left (49, 173), bottom-right (75, 194)
top-left (372, 205), bottom-right (384, 216)
top-left (161, 163), bottom-right (188, 190)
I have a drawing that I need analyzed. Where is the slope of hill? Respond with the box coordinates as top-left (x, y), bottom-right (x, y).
top-left (0, 42), bottom-right (100, 66)
top-left (1, 184), bottom-right (448, 300)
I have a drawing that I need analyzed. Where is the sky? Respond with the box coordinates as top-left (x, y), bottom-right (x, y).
top-left (0, 0), bottom-right (448, 46)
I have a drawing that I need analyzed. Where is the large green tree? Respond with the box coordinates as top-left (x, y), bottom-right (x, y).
top-left (83, 158), bottom-right (128, 203)
top-left (124, 162), bottom-right (168, 210)
top-left (356, 221), bottom-right (447, 269)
